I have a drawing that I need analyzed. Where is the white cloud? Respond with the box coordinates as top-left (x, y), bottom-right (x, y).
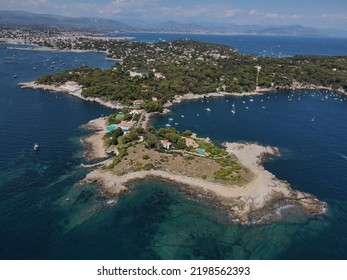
top-left (265, 13), bottom-right (282, 19)
top-left (320, 13), bottom-right (347, 20)
top-left (247, 8), bottom-right (308, 23)
top-left (3, 0), bottom-right (48, 9)
top-left (1, 1), bottom-right (347, 29)
top-left (158, 4), bottom-right (241, 22)
top-left (248, 9), bottom-right (259, 16)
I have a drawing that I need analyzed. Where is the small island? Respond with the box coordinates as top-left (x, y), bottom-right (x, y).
top-left (18, 39), bottom-right (334, 224)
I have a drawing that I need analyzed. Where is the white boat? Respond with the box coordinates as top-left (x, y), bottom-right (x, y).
top-left (106, 199), bottom-right (116, 206)
top-left (206, 108), bottom-right (211, 111)
top-left (181, 115), bottom-right (185, 118)
top-left (165, 124), bottom-right (171, 127)
top-left (34, 143), bottom-right (39, 151)
top-left (169, 118), bottom-right (173, 121)
top-left (231, 102), bottom-right (236, 114)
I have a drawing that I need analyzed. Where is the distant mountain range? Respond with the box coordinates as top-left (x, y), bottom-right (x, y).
top-left (137, 20), bottom-right (331, 37)
top-left (0, 10), bottom-right (131, 32)
top-left (1, 10), bottom-right (347, 37)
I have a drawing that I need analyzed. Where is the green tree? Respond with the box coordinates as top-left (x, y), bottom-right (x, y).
top-left (175, 138), bottom-right (187, 150)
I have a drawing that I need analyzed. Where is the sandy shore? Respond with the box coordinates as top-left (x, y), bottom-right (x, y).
top-left (19, 81), bottom-right (123, 109)
top-left (80, 117), bottom-right (109, 161)
top-left (78, 141), bottom-right (326, 223)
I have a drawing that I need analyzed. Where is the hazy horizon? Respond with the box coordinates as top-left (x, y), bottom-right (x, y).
top-left (1, 0), bottom-right (347, 31)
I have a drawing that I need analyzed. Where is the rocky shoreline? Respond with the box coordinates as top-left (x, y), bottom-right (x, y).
top-left (165, 84), bottom-right (345, 107)
top-left (18, 81), bottom-right (123, 109)
top-left (76, 124), bottom-right (327, 224)
top-left (19, 80), bottom-right (346, 111)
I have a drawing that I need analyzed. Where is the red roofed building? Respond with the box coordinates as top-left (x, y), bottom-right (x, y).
top-left (161, 140), bottom-right (171, 150)
top-left (185, 138), bottom-right (199, 149)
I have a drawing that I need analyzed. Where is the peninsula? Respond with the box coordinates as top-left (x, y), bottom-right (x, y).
top-left (18, 38), bottom-right (335, 223)
top-left (76, 112), bottom-right (325, 224)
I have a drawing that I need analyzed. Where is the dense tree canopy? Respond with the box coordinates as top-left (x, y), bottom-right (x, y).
top-left (36, 39), bottom-right (347, 112)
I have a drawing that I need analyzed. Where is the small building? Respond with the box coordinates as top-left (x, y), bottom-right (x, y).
top-left (130, 109), bottom-right (143, 115)
top-left (151, 96), bottom-right (158, 102)
top-left (119, 120), bottom-right (135, 129)
top-left (161, 140), bottom-right (171, 150)
top-left (128, 70), bottom-right (145, 78)
top-left (154, 72), bottom-right (166, 79)
top-left (185, 138), bottom-right (199, 149)
top-left (133, 100), bottom-right (144, 107)
top-left (141, 84), bottom-right (149, 92)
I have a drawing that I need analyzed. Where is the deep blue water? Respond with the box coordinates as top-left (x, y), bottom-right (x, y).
top-left (1, 35), bottom-right (347, 260)
top-left (119, 33), bottom-right (347, 57)
top-left (152, 91), bottom-right (347, 259)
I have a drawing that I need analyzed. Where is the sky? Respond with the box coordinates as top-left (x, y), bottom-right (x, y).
top-left (2, 0), bottom-right (347, 29)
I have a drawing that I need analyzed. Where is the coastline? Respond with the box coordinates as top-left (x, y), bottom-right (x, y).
top-left (20, 80), bottom-right (346, 113)
top-left (80, 117), bottom-right (109, 161)
top-left (19, 81), bottom-right (123, 109)
top-left (166, 84), bottom-right (346, 107)
top-left (16, 70), bottom-right (331, 223)
top-left (77, 138), bottom-right (326, 223)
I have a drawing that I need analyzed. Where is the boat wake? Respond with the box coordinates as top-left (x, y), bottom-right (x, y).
top-left (333, 151), bottom-right (347, 161)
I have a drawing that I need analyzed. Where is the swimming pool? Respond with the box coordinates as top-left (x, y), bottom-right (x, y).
top-left (106, 124), bottom-right (118, 132)
top-left (197, 148), bottom-right (206, 155)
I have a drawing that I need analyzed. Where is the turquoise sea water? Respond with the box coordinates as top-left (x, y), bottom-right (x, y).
top-left (1, 36), bottom-right (347, 259)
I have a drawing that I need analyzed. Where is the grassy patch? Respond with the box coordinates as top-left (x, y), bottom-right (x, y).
top-left (213, 164), bottom-right (241, 181)
top-left (216, 155), bottom-right (237, 167)
top-left (133, 162), bottom-right (143, 171)
top-left (143, 163), bottom-right (155, 171)
top-left (142, 154), bottom-right (150, 160)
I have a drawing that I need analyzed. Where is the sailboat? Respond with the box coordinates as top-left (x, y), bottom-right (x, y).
top-left (34, 143), bottom-right (39, 151)
top-left (231, 102), bottom-right (236, 114)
